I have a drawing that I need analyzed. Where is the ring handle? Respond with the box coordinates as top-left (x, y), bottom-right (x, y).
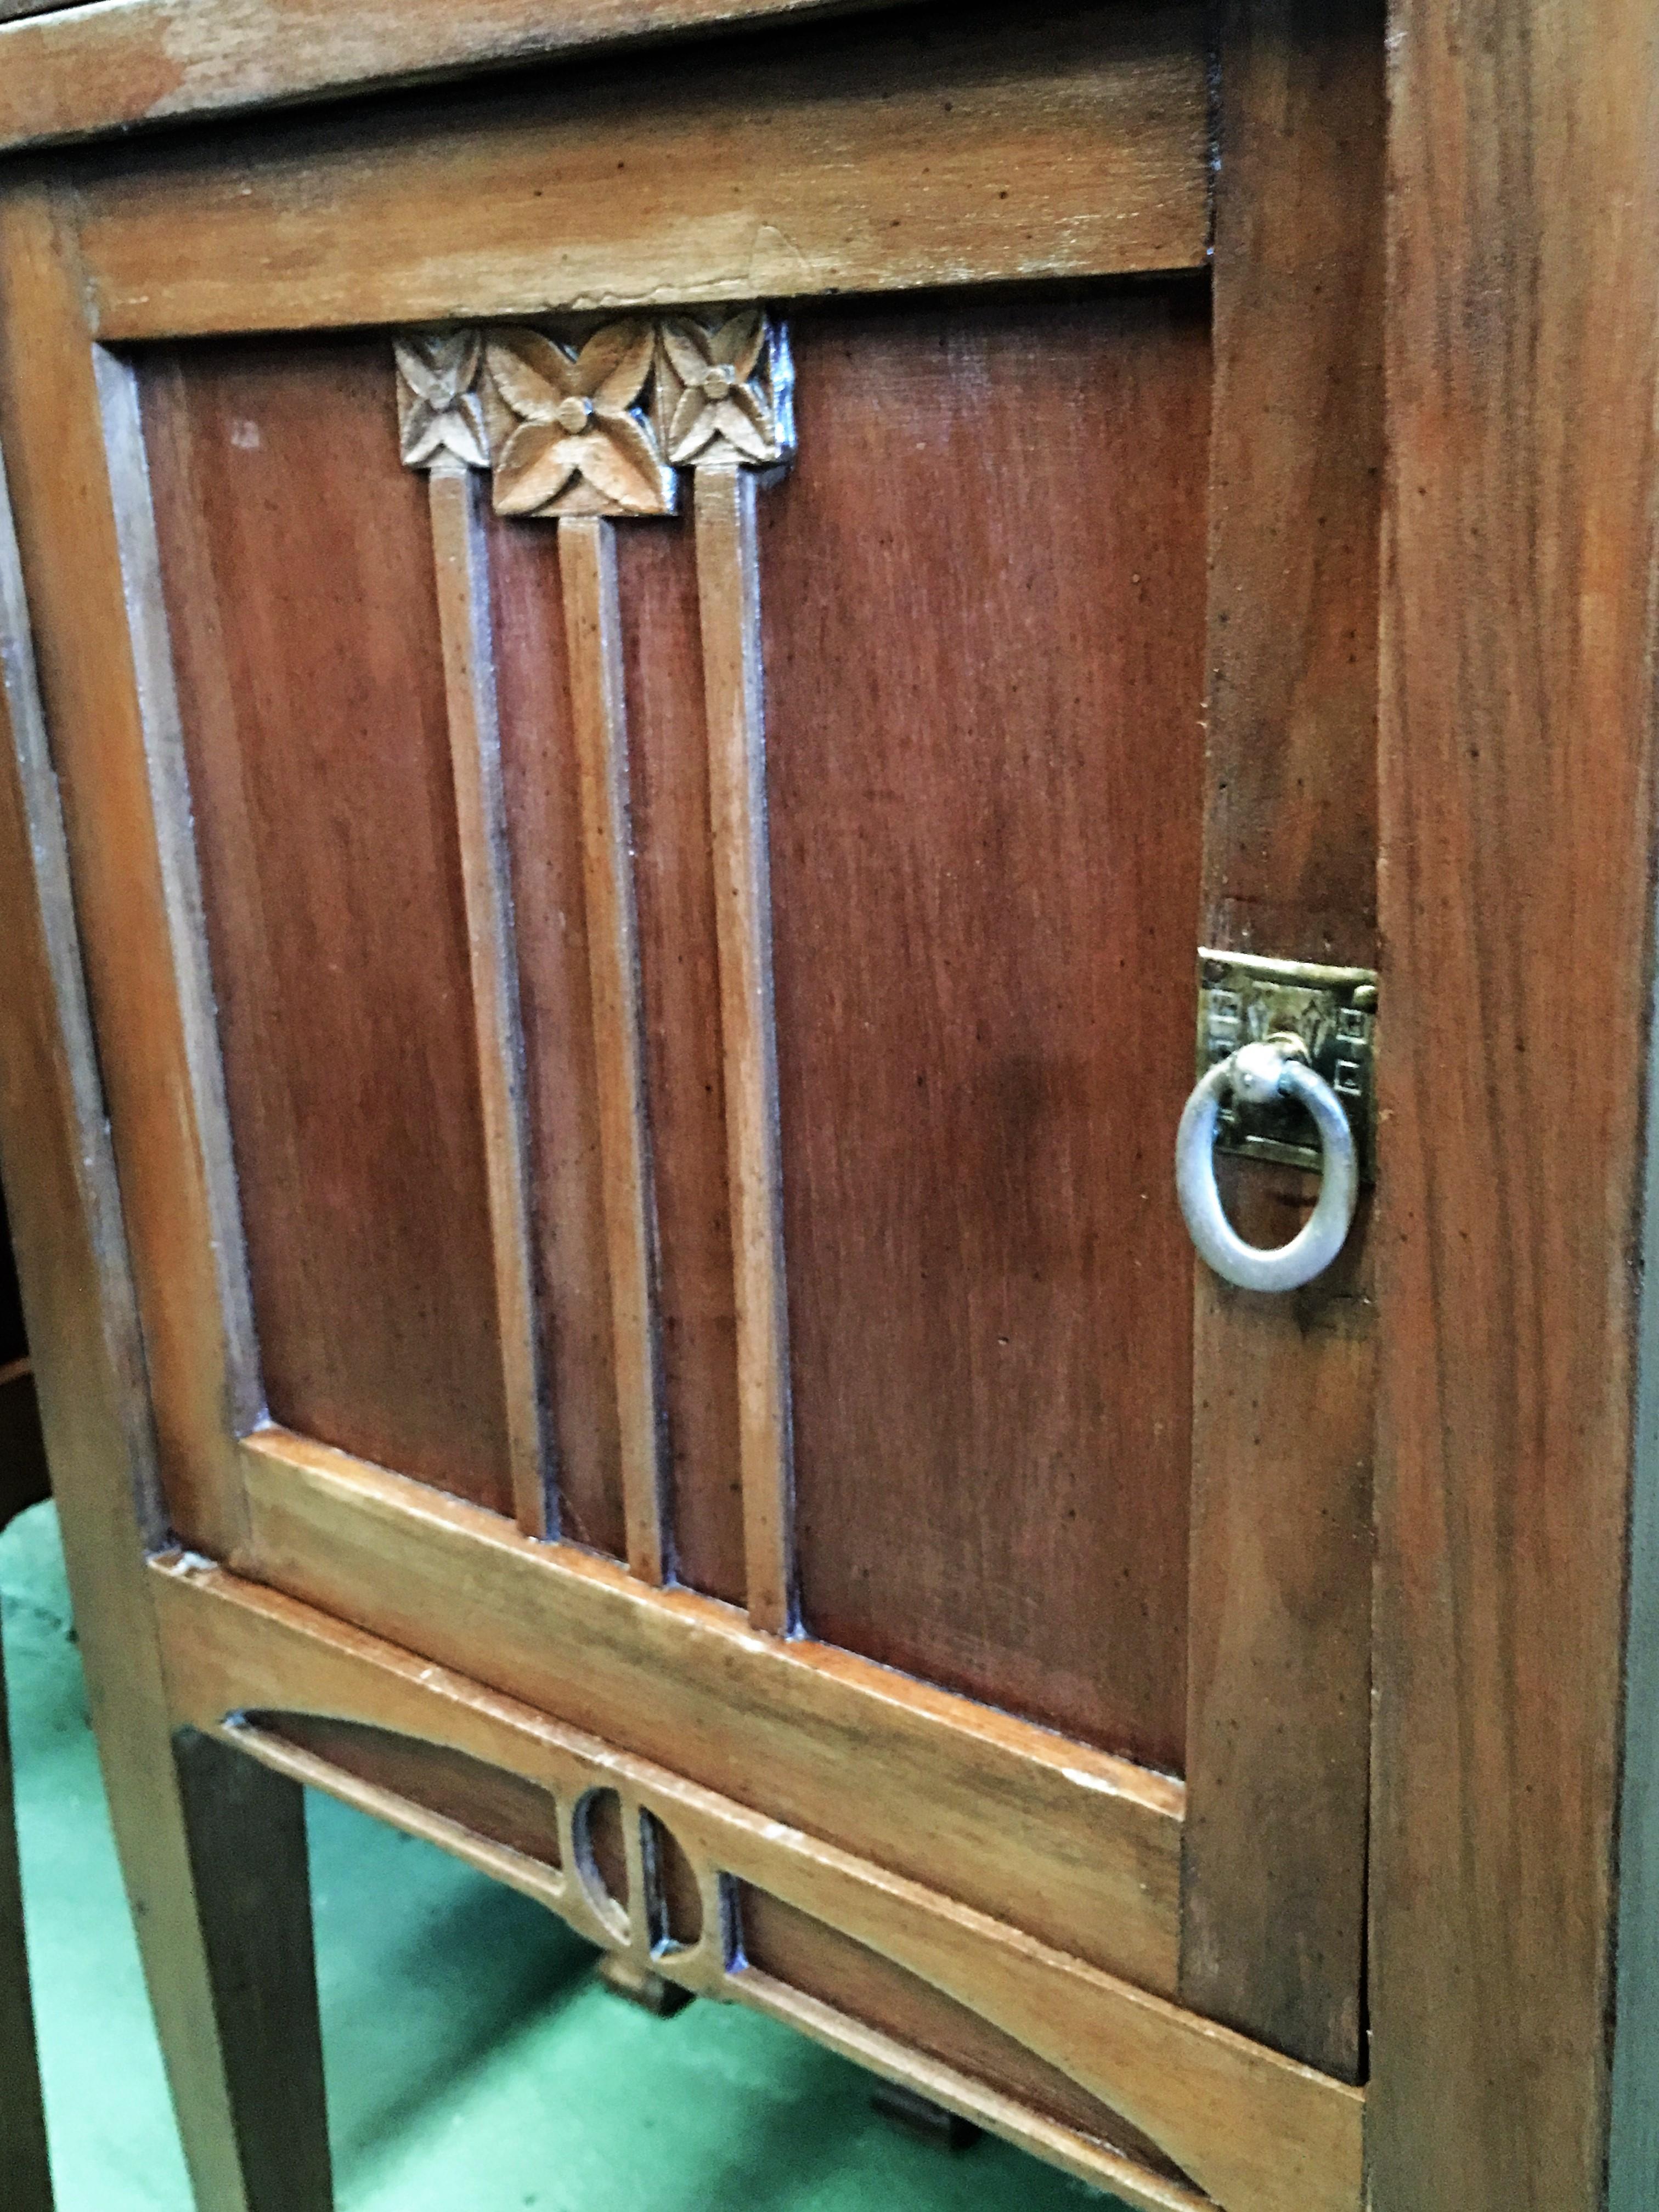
top-left (1175, 1037), bottom-right (1359, 1293)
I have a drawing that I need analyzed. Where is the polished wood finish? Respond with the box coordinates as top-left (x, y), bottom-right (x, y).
top-left (13, 8), bottom-right (1658, 2205)
top-left (0, 189), bottom-right (249, 1559)
top-left (0, 328), bottom-right (332, 2208)
top-left (170, 1729), bottom-right (331, 2212)
top-left (1373, 2), bottom-right (1659, 2207)
top-left (490, 511), bottom-right (626, 1559)
top-left (619, 518), bottom-right (744, 1603)
top-left (739, 1889), bottom-right (1190, 2187)
top-left (558, 515), bottom-right (667, 1584)
top-left (427, 464), bottom-right (552, 1534)
top-left (695, 467), bottom-right (792, 1633)
top-left (251, 1712), bottom-right (563, 1868)
top-left (1180, 0), bottom-right (1383, 2083)
top-left (761, 294), bottom-right (1207, 1767)
top-left (234, 1423), bottom-right (1184, 1993)
top-left (155, 1553), bottom-right (1364, 2212)
top-left (141, 337), bottom-right (513, 1519)
top-left (66, 5), bottom-right (1210, 342)
top-left (0, 0), bottom-right (900, 153)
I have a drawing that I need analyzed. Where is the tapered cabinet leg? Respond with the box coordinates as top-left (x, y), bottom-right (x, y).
top-left (0, 1624), bottom-right (53, 2211)
top-left (161, 1731), bottom-right (333, 2212)
top-left (0, 403), bottom-right (332, 2212)
top-left (91, 1709), bottom-right (333, 2212)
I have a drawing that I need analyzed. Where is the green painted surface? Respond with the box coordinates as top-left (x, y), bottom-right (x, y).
top-left (2, 1504), bottom-right (1128, 2211)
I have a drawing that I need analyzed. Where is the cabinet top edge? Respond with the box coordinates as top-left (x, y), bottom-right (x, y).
top-left (0, 0), bottom-right (1169, 157)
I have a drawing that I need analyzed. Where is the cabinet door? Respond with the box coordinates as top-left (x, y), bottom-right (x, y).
top-left (0, 6), bottom-right (1379, 2208)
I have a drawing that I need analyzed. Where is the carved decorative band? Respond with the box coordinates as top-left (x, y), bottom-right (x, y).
top-left (395, 311), bottom-right (794, 516)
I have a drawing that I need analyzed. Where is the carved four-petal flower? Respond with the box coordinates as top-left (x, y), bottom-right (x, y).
top-left (395, 331), bottom-right (490, 471)
top-left (483, 323), bottom-right (676, 518)
top-left (656, 311), bottom-right (794, 469)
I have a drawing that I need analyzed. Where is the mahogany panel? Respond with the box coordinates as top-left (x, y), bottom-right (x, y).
top-left (738, 1888), bottom-right (1192, 2188)
top-left (491, 509), bottom-right (743, 1589)
top-left (142, 337), bottom-right (512, 1514)
top-left (617, 520), bottom-right (744, 1603)
top-left (247, 1711), bottom-right (562, 1866)
top-left (761, 291), bottom-right (1209, 1767)
top-left (488, 511), bottom-right (625, 1557)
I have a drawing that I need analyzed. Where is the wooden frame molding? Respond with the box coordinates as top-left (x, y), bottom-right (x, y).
top-left (0, 0), bottom-right (912, 155)
top-left (61, 5), bottom-right (1211, 341)
top-left (0, 318), bottom-right (334, 2207)
top-left (558, 514), bottom-right (669, 1584)
top-left (424, 460), bottom-right (554, 1536)
top-left (1181, 0), bottom-right (1383, 2085)
top-left (694, 465), bottom-right (793, 1635)
top-left (1373, 2), bottom-right (1659, 2207)
top-left (398, 310), bottom-right (797, 1612)
top-left (232, 1420), bottom-right (1184, 1996)
top-left (154, 1553), bottom-right (1364, 2212)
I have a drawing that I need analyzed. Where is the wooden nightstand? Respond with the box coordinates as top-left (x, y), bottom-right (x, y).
top-left (0, 5), bottom-right (1653, 2209)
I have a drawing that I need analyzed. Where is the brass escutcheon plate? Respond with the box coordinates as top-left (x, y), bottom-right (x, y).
top-left (1197, 949), bottom-right (1379, 1184)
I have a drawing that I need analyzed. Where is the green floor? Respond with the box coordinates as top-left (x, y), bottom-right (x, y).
top-left (3, 1503), bottom-right (1127, 2211)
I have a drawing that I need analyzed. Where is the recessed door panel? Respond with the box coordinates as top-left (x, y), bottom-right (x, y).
top-left (762, 292), bottom-right (1210, 1768)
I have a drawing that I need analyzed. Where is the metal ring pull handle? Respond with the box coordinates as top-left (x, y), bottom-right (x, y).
top-left (1175, 1037), bottom-right (1359, 1293)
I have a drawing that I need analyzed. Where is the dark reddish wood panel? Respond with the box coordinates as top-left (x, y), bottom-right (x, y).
top-left (250, 1712), bottom-right (561, 1866)
top-left (761, 292), bottom-right (1209, 1768)
top-left (490, 510), bottom-right (746, 1589)
top-left (617, 522), bottom-right (743, 1604)
top-left (738, 1888), bottom-right (1192, 2183)
top-left (143, 338), bottom-right (512, 1514)
top-left (488, 512), bottom-right (625, 1558)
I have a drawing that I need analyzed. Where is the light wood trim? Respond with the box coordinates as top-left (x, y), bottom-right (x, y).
top-left (558, 516), bottom-right (666, 1585)
top-left (94, 354), bottom-right (263, 1454)
top-left (1374, 1), bottom-right (1659, 2206)
top-left (0, 0), bottom-right (898, 153)
top-left (738, 1976), bottom-right (1209, 2212)
top-left (231, 1421), bottom-right (1183, 1994)
top-left (65, 8), bottom-right (1211, 342)
top-left (426, 464), bottom-right (552, 1537)
top-left (154, 1555), bottom-right (1363, 2212)
top-left (0, 184), bottom-right (251, 1555)
top-left (695, 467), bottom-right (792, 1633)
top-left (0, 244), bottom-right (325, 2206)
top-left (1180, 0), bottom-right (1381, 2084)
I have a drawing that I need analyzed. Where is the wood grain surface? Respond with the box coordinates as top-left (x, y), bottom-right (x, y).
top-left (618, 517), bottom-right (746, 1603)
top-left (760, 292), bottom-right (1209, 1768)
top-left (1178, 0), bottom-right (1383, 2084)
top-left (696, 468), bottom-right (792, 1633)
top-left (235, 1424), bottom-right (1185, 1994)
top-left (740, 1888), bottom-right (1194, 2188)
top-left (489, 510), bottom-right (626, 1559)
top-left (426, 466), bottom-right (554, 1534)
top-left (1373, 2), bottom-right (1659, 2207)
top-left (0, 188), bottom-right (256, 1555)
top-left (142, 337), bottom-right (514, 1516)
top-left (156, 1551), bottom-right (1364, 2212)
top-left (0, 0), bottom-right (907, 153)
top-left (66, 4), bottom-right (1211, 342)
top-left (558, 517), bottom-right (668, 1583)
top-left (0, 218), bottom-right (334, 2204)
top-left (251, 1711), bottom-right (563, 1868)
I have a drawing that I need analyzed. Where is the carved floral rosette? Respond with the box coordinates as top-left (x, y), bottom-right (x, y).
top-left (394, 309), bottom-right (794, 517)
